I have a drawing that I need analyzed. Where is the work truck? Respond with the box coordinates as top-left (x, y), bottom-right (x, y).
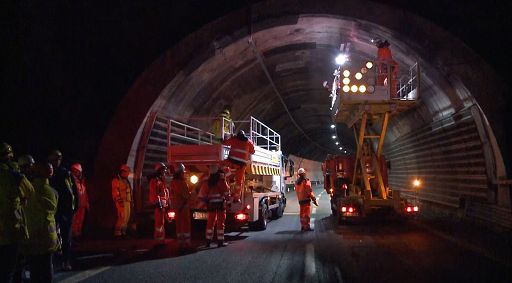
top-left (167, 116), bottom-right (286, 231)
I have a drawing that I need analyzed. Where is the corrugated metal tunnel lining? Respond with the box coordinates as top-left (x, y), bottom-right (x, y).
top-left (94, 0), bottom-right (511, 230)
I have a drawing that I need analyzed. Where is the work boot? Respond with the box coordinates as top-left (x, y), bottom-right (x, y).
top-left (217, 240), bottom-right (228, 247)
top-left (206, 239), bottom-right (211, 248)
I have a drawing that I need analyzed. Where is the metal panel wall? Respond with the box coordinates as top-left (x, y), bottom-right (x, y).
top-left (384, 107), bottom-right (512, 229)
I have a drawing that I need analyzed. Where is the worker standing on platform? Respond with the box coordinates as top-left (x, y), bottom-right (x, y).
top-left (199, 169), bottom-right (230, 248)
top-left (222, 130), bottom-right (255, 201)
top-left (0, 142), bottom-right (33, 283)
top-left (211, 107), bottom-right (232, 140)
top-left (374, 39), bottom-right (399, 98)
top-left (48, 149), bottom-right (78, 271)
top-left (112, 164), bottom-right (133, 238)
top-left (71, 163), bottom-right (89, 238)
top-left (149, 162), bottom-right (169, 242)
top-left (170, 163), bottom-right (194, 253)
top-left (295, 168), bottom-right (317, 231)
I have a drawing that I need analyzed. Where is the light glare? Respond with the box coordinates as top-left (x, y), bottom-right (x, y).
top-left (343, 70), bottom-right (350, 77)
top-left (351, 85), bottom-right (358, 93)
top-left (342, 77), bottom-right (350, 85)
top-left (366, 61), bottom-right (373, 69)
top-left (335, 54), bottom-right (348, 65)
top-left (355, 72), bottom-right (362, 80)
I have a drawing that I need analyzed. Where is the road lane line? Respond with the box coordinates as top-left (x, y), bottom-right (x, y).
top-left (57, 266), bottom-right (111, 283)
top-left (75, 253), bottom-right (114, 261)
top-left (305, 243), bottom-right (317, 282)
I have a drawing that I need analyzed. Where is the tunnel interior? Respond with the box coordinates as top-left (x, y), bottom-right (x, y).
top-left (93, 0), bottom-right (511, 231)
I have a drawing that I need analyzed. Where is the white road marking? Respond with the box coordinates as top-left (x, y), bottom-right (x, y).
top-left (305, 243), bottom-right (317, 282)
top-left (57, 266), bottom-right (111, 283)
top-left (75, 253), bottom-right (114, 261)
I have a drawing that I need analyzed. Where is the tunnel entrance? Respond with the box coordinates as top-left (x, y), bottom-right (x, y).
top-left (93, 1), bottom-right (511, 233)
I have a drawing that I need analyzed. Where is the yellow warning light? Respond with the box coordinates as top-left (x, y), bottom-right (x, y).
top-left (366, 61), bottom-right (373, 69)
top-left (351, 85), bottom-right (358, 93)
top-left (359, 85), bottom-right (366, 93)
top-left (355, 72), bottom-right (362, 80)
top-left (190, 175), bottom-right (199, 184)
top-left (342, 77), bottom-right (350, 85)
top-left (361, 67), bottom-right (368, 74)
top-left (342, 85), bottom-right (350, 92)
top-left (413, 179), bottom-right (421, 187)
top-left (343, 70), bottom-right (350, 77)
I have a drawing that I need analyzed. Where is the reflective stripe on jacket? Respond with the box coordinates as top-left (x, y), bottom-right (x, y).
top-left (295, 178), bottom-right (313, 204)
top-left (149, 176), bottom-right (169, 207)
top-left (223, 136), bottom-right (255, 165)
top-left (112, 176), bottom-right (132, 203)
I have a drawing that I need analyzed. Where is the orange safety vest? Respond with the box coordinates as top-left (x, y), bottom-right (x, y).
top-left (170, 178), bottom-right (191, 210)
top-left (198, 177), bottom-right (230, 205)
top-left (223, 136), bottom-right (255, 165)
top-left (149, 176), bottom-right (169, 208)
top-left (112, 176), bottom-right (132, 203)
top-left (295, 178), bottom-right (313, 205)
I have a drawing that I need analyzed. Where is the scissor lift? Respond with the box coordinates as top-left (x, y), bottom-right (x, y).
top-left (331, 56), bottom-right (420, 218)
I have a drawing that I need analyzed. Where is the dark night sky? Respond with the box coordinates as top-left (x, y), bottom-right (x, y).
top-left (1, 0), bottom-right (511, 175)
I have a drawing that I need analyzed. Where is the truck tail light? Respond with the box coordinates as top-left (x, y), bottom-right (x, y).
top-left (406, 206), bottom-right (419, 213)
top-left (341, 206), bottom-right (355, 213)
top-left (167, 211), bottom-right (176, 220)
top-left (246, 204), bottom-right (251, 210)
top-left (235, 213), bottom-right (248, 221)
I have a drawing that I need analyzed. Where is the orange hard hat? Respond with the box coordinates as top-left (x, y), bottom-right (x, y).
top-left (71, 163), bottom-right (82, 173)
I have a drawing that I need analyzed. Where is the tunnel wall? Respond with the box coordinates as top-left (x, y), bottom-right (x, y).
top-left (384, 106), bottom-right (512, 229)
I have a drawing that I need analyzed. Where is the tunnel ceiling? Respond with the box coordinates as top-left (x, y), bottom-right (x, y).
top-left (116, 0), bottom-right (506, 164)
top-left (149, 17), bottom-right (426, 161)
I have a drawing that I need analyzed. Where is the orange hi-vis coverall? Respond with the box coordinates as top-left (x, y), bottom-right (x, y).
top-left (72, 175), bottom-right (89, 237)
top-left (222, 136), bottom-right (255, 199)
top-left (112, 176), bottom-right (132, 236)
top-left (376, 43), bottom-right (399, 97)
top-left (149, 176), bottom-right (169, 241)
top-left (170, 177), bottom-right (191, 247)
top-left (295, 177), bottom-right (314, 230)
top-left (199, 176), bottom-right (230, 242)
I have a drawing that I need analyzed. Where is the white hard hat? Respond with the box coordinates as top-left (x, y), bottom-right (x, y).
top-left (298, 168), bottom-right (306, 175)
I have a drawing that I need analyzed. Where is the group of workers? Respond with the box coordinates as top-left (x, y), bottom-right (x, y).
top-left (113, 129), bottom-right (256, 254)
top-left (0, 142), bottom-right (89, 282)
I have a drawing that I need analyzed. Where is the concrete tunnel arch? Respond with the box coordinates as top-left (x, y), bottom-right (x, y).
top-left (92, 0), bottom-right (511, 232)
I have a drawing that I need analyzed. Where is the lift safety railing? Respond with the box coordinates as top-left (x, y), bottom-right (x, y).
top-left (166, 117), bottom-right (234, 146)
top-left (234, 117), bottom-right (281, 151)
top-left (396, 62), bottom-right (420, 100)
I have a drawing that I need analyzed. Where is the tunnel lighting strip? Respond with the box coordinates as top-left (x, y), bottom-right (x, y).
top-left (248, 37), bottom-right (336, 153)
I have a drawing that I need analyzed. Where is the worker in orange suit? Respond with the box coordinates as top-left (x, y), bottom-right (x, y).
top-left (222, 130), bottom-right (255, 201)
top-left (295, 168), bottom-right (317, 231)
top-left (112, 164), bottom-right (133, 238)
top-left (71, 163), bottom-right (89, 238)
top-left (375, 39), bottom-right (399, 98)
top-left (149, 162), bottom-right (169, 242)
top-left (198, 169), bottom-right (230, 248)
top-left (170, 163), bottom-right (194, 253)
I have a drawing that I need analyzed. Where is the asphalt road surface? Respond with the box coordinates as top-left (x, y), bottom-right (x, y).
top-left (55, 185), bottom-right (511, 283)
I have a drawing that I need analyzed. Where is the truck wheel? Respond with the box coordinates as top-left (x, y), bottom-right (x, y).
top-left (271, 200), bottom-right (284, 219)
top-left (250, 204), bottom-right (268, 231)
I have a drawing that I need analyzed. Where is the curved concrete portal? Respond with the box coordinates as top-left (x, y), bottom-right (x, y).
top-left (93, 0), bottom-right (510, 230)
